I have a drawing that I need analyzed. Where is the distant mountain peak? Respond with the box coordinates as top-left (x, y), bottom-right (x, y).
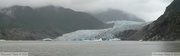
top-left (106, 8), bottom-right (126, 13)
top-left (91, 8), bottom-right (145, 22)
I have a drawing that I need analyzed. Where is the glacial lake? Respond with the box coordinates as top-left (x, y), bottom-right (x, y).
top-left (0, 41), bottom-right (180, 56)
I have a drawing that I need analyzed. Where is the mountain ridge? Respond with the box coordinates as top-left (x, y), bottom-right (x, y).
top-left (0, 5), bottom-right (107, 40)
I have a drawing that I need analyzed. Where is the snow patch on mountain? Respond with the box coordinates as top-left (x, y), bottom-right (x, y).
top-left (56, 20), bottom-right (149, 41)
top-left (0, 7), bottom-right (16, 18)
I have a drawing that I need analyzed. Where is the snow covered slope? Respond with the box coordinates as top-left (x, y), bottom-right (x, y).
top-left (56, 21), bottom-right (149, 41)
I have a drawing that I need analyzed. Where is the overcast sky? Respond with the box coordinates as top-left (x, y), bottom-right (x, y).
top-left (0, 0), bottom-right (173, 21)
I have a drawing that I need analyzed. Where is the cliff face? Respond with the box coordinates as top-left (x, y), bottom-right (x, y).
top-left (129, 0), bottom-right (180, 41)
top-left (115, 30), bottom-right (138, 40)
top-left (0, 5), bottom-right (106, 40)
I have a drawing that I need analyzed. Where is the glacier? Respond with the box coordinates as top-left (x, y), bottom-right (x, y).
top-left (55, 20), bottom-right (149, 41)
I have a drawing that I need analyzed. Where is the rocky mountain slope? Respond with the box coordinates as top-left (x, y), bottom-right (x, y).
top-left (0, 5), bottom-right (107, 40)
top-left (90, 9), bottom-right (145, 22)
top-left (129, 0), bottom-right (180, 41)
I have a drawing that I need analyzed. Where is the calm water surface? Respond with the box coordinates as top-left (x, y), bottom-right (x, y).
top-left (0, 41), bottom-right (180, 56)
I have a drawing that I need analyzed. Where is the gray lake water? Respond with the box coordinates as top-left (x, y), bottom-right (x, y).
top-left (0, 41), bottom-right (180, 56)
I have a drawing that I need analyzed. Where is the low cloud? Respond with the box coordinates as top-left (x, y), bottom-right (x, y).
top-left (0, 0), bottom-right (173, 21)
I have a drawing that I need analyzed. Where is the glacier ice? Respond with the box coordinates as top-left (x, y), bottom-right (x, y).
top-left (56, 20), bottom-right (149, 41)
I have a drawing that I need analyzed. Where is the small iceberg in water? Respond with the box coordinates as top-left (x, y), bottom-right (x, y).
top-left (43, 38), bottom-right (53, 41)
top-left (93, 38), bottom-right (103, 41)
top-left (139, 40), bottom-right (143, 42)
top-left (0, 39), bottom-right (6, 41)
top-left (109, 38), bottom-right (121, 41)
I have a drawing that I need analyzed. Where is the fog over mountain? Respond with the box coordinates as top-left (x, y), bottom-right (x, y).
top-left (90, 9), bottom-right (145, 22)
top-left (0, 0), bottom-right (173, 21)
top-left (0, 0), bottom-right (178, 41)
